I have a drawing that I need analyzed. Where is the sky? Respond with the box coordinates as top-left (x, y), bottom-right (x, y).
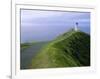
top-left (21, 9), bottom-right (90, 43)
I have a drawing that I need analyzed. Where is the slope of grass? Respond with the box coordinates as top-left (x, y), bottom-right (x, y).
top-left (21, 43), bottom-right (32, 50)
top-left (21, 41), bottom-right (49, 69)
top-left (31, 30), bottom-right (90, 69)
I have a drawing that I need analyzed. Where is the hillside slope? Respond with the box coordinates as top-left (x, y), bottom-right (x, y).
top-left (31, 30), bottom-right (90, 68)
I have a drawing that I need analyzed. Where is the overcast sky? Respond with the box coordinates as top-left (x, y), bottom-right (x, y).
top-left (21, 9), bottom-right (90, 43)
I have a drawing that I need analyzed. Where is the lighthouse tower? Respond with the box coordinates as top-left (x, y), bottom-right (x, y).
top-left (75, 22), bottom-right (78, 31)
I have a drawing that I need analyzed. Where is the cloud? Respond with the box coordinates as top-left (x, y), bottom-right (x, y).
top-left (21, 9), bottom-right (90, 43)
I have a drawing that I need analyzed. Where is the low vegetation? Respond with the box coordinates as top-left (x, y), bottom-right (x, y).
top-left (31, 30), bottom-right (90, 68)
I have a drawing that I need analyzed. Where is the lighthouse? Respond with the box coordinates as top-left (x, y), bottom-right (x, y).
top-left (75, 22), bottom-right (78, 31)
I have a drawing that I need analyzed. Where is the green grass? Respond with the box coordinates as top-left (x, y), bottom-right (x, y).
top-left (21, 43), bottom-right (31, 50)
top-left (21, 41), bottom-right (40, 50)
top-left (20, 41), bottom-right (50, 69)
top-left (31, 30), bottom-right (90, 69)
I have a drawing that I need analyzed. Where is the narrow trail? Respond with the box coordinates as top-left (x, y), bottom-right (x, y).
top-left (21, 42), bottom-right (48, 69)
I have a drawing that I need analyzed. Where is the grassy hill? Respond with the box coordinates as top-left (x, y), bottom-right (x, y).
top-left (21, 41), bottom-right (49, 69)
top-left (31, 30), bottom-right (90, 69)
